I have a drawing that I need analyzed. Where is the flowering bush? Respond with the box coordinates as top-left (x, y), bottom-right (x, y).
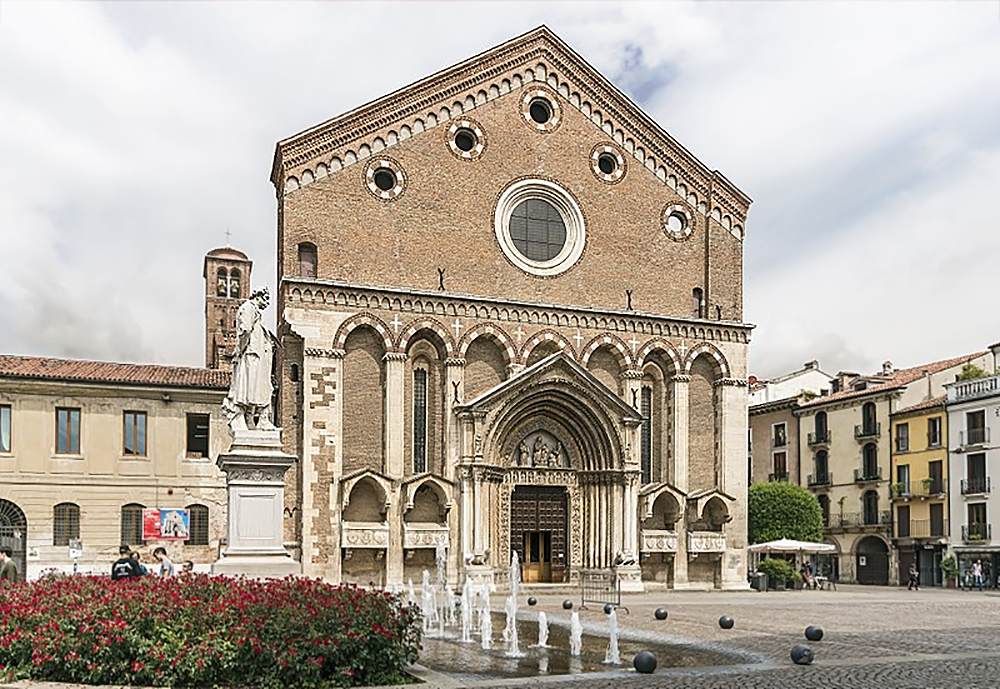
top-left (0, 574), bottom-right (420, 688)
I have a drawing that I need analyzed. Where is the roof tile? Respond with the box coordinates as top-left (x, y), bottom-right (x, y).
top-left (0, 355), bottom-right (230, 390)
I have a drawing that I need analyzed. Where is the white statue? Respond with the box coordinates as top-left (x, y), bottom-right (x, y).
top-left (223, 287), bottom-right (277, 434)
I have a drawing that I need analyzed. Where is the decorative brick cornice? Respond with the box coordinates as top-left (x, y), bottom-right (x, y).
top-left (272, 27), bottom-right (749, 236)
top-left (714, 377), bottom-right (747, 388)
top-left (622, 369), bottom-right (645, 380)
top-left (383, 352), bottom-right (408, 363)
top-left (672, 374), bottom-right (692, 384)
top-left (304, 347), bottom-right (344, 359)
top-left (444, 357), bottom-right (467, 368)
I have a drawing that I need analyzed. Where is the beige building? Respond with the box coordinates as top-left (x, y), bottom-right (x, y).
top-left (273, 27), bottom-right (752, 590)
top-left (0, 356), bottom-right (230, 580)
top-left (749, 396), bottom-right (802, 486)
top-left (797, 353), bottom-right (989, 585)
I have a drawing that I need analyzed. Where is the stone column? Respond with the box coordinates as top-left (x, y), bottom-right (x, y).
top-left (383, 352), bottom-right (407, 586)
top-left (672, 512), bottom-right (691, 589)
top-left (617, 472), bottom-right (644, 591)
top-left (383, 352), bottom-right (407, 477)
top-left (622, 368), bottom-right (644, 409)
top-left (717, 377), bottom-right (750, 590)
top-left (671, 375), bottom-right (691, 492)
top-left (444, 357), bottom-right (465, 585)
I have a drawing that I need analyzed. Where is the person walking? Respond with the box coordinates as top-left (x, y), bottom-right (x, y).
top-left (972, 560), bottom-right (984, 591)
top-left (907, 563), bottom-right (919, 591)
top-left (152, 547), bottom-right (175, 577)
top-left (111, 545), bottom-right (144, 580)
top-left (0, 546), bottom-right (19, 582)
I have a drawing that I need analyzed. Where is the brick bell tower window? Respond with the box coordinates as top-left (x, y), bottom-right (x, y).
top-left (495, 178), bottom-right (585, 277)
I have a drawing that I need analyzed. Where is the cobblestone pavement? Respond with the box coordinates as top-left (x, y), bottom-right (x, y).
top-left (420, 585), bottom-right (1000, 688)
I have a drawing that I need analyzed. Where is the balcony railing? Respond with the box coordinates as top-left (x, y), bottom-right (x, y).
top-left (961, 477), bottom-right (991, 495)
top-left (898, 518), bottom-right (948, 540)
top-left (963, 523), bottom-right (992, 543)
top-left (949, 374), bottom-right (1000, 404)
top-left (808, 472), bottom-right (832, 487)
top-left (807, 430), bottom-right (831, 446)
top-left (895, 478), bottom-right (948, 498)
top-left (772, 436), bottom-right (788, 449)
top-left (827, 511), bottom-right (892, 530)
top-left (854, 467), bottom-right (883, 483)
top-left (768, 472), bottom-right (789, 482)
top-left (855, 422), bottom-right (881, 440)
top-left (960, 428), bottom-right (990, 447)
top-left (890, 482), bottom-right (911, 498)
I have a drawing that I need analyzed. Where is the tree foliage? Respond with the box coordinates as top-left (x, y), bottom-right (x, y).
top-left (957, 363), bottom-right (990, 381)
top-left (748, 481), bottom-right (823, 544)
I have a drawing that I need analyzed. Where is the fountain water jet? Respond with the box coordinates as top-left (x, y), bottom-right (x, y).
top-left (534, 611), bottom-right (549, 648)
top-left (407, 578), bottom-right (416, 607)
top-left (503, 550), bottom-right (525, 657)
top-left (604, 608), bottom-right (621, 665)
top-left (420, 570), bottom-right (437, 633)
top-left (569, 611), bottom-right (583, 657)
top-left (479, 585), bottom-right (492, 650)
top-left (459, 578), bottom-right (474, 643)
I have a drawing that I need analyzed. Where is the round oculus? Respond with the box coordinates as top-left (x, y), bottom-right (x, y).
top-left (454, 128), bottom-right (477, 152)
top-left (494, 178), bottom-right (586, 277)
top-left (529, 98), bottom-right (553, 125)
top-left (373, 168), bottom-right (397, 192)
top-left (666, 211), bottom-right (687, 233)
top-left (597, 153), bottom-right (618, 175)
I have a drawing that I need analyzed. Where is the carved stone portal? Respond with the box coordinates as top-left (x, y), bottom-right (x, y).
top-left (512, 430), bottom-right (570, 468)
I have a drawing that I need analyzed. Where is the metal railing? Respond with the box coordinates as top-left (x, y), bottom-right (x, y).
top-left (855, 422), bottom-right (881, 439)
top-left (854, 467), bottom-right (883, 483)
top-left (768, 472), bottom-right (789, 482)
top-left (899, 519), bottom-right (948, 539)
top-left (962, 524), bottom-right (992, 543)
top-left (579, 569), bottom-right (626, 612)
top-left (772, 435), bottom-right (788, 448)
top-left (960, 428), bottom-right (990, 447)
top-left (807, 430), bottom-right (831, 446)
top-left (808, 472), bottom-right (832, 487)
top-left (961, 477), bottom-right (991, 495)
top-left (827, 511), bottom-right (892, 529)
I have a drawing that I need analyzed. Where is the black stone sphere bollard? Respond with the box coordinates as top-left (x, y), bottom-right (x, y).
top-left (562, 599), bottom-right (574, 610)
top-left (654, 607), bottom-right (669, 621)
top-left (633, 650), bottom-right (657, 674)
top-left (527, 596), bottom-right (537, 606)
top-left (719, 615), bottom-right (735, 629)
top-left (790, 644), bottom-right (814, 665)
top-left (604, 603), bottom-right (615, 615)
top-left (805, 625), bottom-right (824, 642)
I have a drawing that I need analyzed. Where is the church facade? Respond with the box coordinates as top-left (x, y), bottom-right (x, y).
top-left (272, 27), bottom-right (752, 590)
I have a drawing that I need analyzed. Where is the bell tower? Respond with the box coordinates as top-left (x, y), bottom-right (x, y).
top-left (203, 246), bottom-right (252, 370)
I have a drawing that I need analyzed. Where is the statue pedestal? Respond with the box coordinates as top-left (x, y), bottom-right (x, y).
top-left (212, 430), bottom-right (300, 577)
top-left (614, 563), bottom-right (645, 592)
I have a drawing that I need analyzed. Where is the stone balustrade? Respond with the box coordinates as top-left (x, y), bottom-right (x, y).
top-left (341, 521), bottom-right (390, 548)
top-left (403, 523), bottom-right (450, 549)
top-left (687, 530), bottom-right (726, 553)
top-left (640, 529), bottom-right (678, 553)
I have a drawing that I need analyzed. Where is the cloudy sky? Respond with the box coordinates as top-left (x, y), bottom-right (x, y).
top-left (1, 1), bottom-right (998, 378)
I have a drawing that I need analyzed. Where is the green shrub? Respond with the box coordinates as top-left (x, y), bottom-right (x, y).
top-left (757, 557), bottom-right (795, 586)
top-left (941, 555), bottom-right (959, 580)
top-left (0, 574), bottom-right (421, 688)
top-left (748, 481), bottom-right (824, 544)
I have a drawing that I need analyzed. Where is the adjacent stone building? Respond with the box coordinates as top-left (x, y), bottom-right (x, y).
top-left (273, 27), bottom-right (752, 590)
top-left (0, 356), bottom-right (230, 579)
top-left (798, 353), bottom-right (989, 585)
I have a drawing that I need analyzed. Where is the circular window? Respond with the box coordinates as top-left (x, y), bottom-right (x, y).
top-left (494, 178), bottom-right (585, 277)
top-left (364, 157), bottom-right (406, 201)
top-left (447, 119), bottom-right (486, 160)
top-left (521, 89), bottom-right (562, 132)
top-left (661, 203), bottom-right (694, 241)
top-left (529, 98), bottom-right (552, 125)
top-left (590, 144), bottom-right (626, 183)
top-left (373, 168), bottom-right (396, 191)
top-left (598, 154), bottom-right (616, 175)
top-left (510, 199), bottom-right (566, 261)
top-left (454, 129), bottom-right (477, 152)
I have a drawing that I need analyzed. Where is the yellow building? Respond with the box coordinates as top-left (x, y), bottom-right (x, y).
top-left (0, 355), bottom-right (230, 579)
top-left (890, 398), bottom-right (948, 586)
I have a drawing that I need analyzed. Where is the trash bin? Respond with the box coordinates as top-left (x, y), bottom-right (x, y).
top-left (750, 572), bottom-right (768, 591)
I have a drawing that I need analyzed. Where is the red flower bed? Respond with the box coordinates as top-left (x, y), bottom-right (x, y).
top-left (0, 574), bottom-right (420, 688)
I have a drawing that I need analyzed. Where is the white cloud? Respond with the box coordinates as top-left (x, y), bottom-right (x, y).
top-left (0, 1), bottom-right (997, 378)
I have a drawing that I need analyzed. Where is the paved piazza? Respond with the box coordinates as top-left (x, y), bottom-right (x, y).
top-left (415, 585), bottom-right (1000, 689)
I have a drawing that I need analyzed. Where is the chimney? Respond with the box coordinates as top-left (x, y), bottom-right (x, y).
top-left (804, 360), bottom-right (819, 370)
top-left (882, 360), bottom-right (894, 376)
top-left (924, 369), bottom-right (931, 400)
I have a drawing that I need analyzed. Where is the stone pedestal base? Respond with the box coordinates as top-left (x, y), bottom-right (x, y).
top-left (614, 564), bottom-right (645, 592)
top-left (212, 430), bottom-right (301, 578)
top-left (463, 564), bottom-right (495, 589)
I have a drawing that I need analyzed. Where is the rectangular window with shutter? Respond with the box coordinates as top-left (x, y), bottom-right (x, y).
top-left (55, 407), bottom-right (81, 455)
top-left (640, 386), bottom-right (652, 484)
top-left (0, 405), bottom-right (10, 453)
top-left (123, 411), bottom-right (147, 456)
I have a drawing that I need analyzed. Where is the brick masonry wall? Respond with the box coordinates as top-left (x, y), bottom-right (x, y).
top-left (688, 357), bottom-right (718, 492)
top-left (463, 337), bottom-right (506, 399)
top-left (342, 328), bottom-right (385, 474)
top-left (279, 84), bottom-right (743, 322)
